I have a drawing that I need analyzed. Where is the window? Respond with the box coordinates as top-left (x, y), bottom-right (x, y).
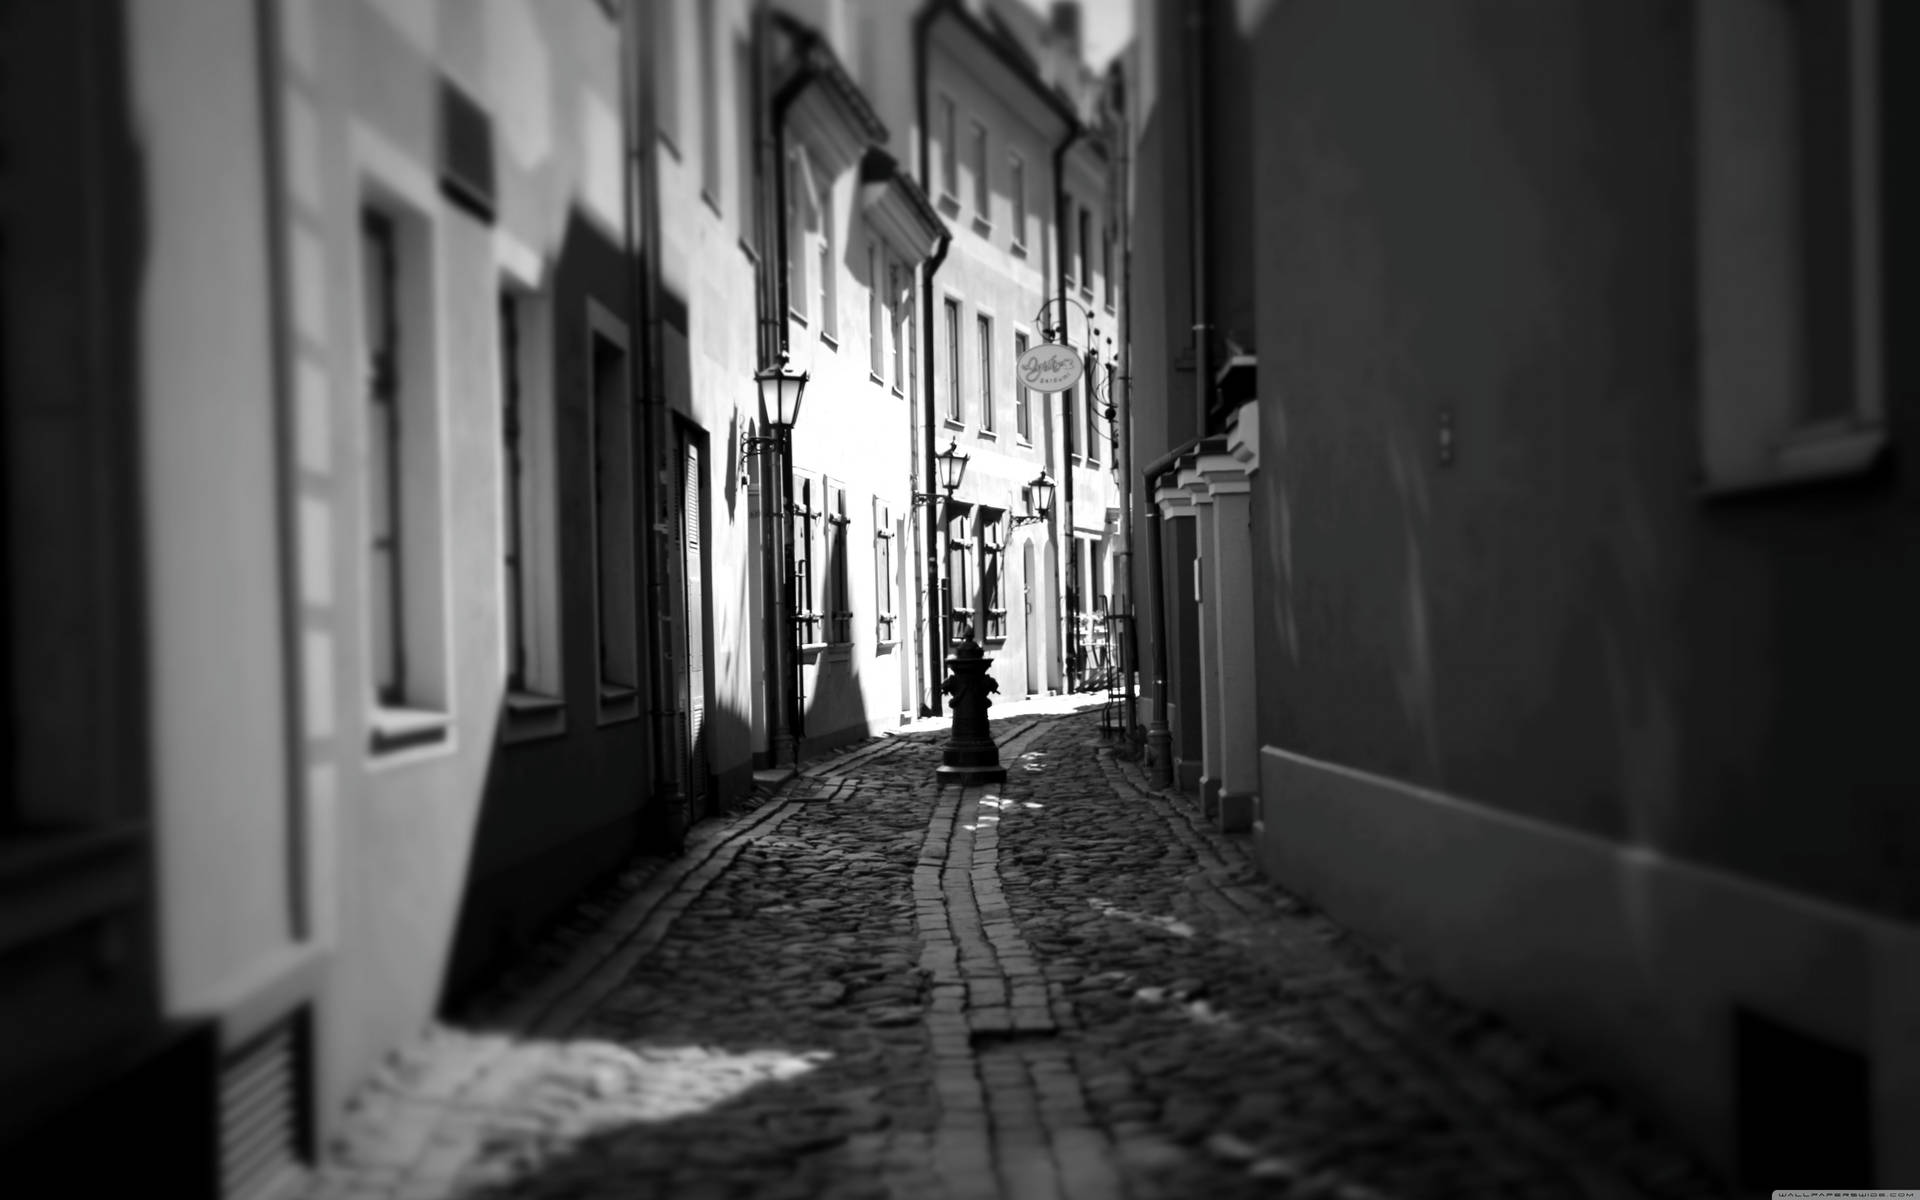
top-left (499, 281), bottom-right (564, 737)
top-left (939, 95), bottom-right (958, 200)
top-left (827, 483), bottom-right (851, 644)
top-left (654, 0), bottom-right (681, 149)
top-left (970, 120), bottom-right (989, 218)
top-left (946, 509), bottom-right (976, 643)
top-left (1103, 225), bottom-right (1116, 310)
top-left (786, 150), bottom-right (810, 324)
top-left (1063, 195), bottom-right (1076, 289)
top-left (817, 174), bottom-right (837, 341)
top-left (589, 308), bottom-right (640, 716)
top-left (734, 33), bottom-right (756, 241)
top-left (499, 293), bottom-right (535, 695)
top-left (364, 212), bottom-right (405, 711)
top-left (1009, 152), bottom-right (1027, 250)
top-left (792, 476), bottom-right (821, 645)
top-left (1695, 0), bottom-right (1886, 494)
top-left (874, 498), bottom-right (897, 643)
top-left (982, 515), bottom-right (1007, 641)
top-left (1013, 331), bottom-right (1031, 440)
top-left (1078, 207), bottom-right (1091, 296)
top-left (361, 204), bottom-right (449, 751)
top-left (501, 294), bottom-right (528, 691)
top-left (944, 298), bottom-right (962, 422)
top-left (891, 264), bottom-right (909, 393)
top-left (1086, 369), bottom-right (1100, 464)
top-left (977, 314), bottom-right (995, 433)
top-left (698, 0), bottom-right (720, 205)
top-left (869, 240), bottom-right (886, 379)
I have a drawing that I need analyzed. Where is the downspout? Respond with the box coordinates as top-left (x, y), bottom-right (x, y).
top-left (1142, 440), bottom-right (1192, 788)
top-left (915, 1), bottom-right (951, 716)
top-left (1052, 123), bottom-right (1083, 692)
top-left (1188, 0), bottom-right (1212, 440)
top-left (769, 44), bottom-right (820, 757)
top-left (1112, 70), bottom-right (1138, 748)
top-left (623, 0), bottom-right (678, 808)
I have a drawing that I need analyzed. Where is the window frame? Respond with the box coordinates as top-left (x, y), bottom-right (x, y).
top-left (1078, 206), bottom-right (1092, 298)
top-left (816, 170), bottom-right (837, 344)
top-left (943, 296), bottom-right (964, 425)
top-left (356, 175), bottom-right (454, 760)
top-left (827, 482), bottom-right (852, 646)
top-left (970, 119), bottom-right (990, 225)
top-left (939, 94), bottom-right (959, 204)
top-left (981, 514), bottom-right (1007, 641)
top-left (874, 498), bottom-right (897, 646)
top-left (1695, 0), bottom-right (1887, 496)
top-left (697, 0), bottom-right (721, 208)
top-left (977, 312), bottom-right (995, 434)
top-left (868, 238), bottom-right (886, 381)
top-left (1009, 151), bottom-right (1028, 252)
top-left (496, 273), bottom-right (567, 742)
top-left (1013, 328), bottom-right (1032, 441)
top-left (586, 300), bottom-right (642, 724)
top-left (792, 474), bottom-right (823, 648)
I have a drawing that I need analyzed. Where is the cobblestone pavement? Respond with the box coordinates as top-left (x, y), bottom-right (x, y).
top-left (298, 704), bottom-right (1739, 1200)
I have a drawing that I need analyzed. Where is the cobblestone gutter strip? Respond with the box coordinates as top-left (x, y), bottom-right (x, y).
top-left (915, 719), bottom-right (1124, 1200)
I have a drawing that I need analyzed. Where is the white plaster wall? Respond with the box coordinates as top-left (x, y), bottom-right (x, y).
top-left (132, 0), bottom-right (300, 1019)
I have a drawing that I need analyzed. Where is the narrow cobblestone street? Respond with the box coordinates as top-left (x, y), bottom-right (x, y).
top-left (299, 704), bottom-right (1737, 1200)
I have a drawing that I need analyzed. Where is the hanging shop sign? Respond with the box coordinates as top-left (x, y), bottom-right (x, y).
top-left (1016, 342), bottom-right (1084, 393)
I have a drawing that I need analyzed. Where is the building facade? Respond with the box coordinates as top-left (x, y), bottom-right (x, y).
top-left (2, 0), bottom-right (1124, 1193)
top-left (1127, 0), bottom-right (1918, 1188)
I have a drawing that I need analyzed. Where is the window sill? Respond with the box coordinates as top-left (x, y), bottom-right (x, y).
top-left (0, 823), bottom-right (147, 958)
top-left (597, 683), bottom-right (642, 726)
top-left (937, 192), bottom-right (960, 218)
top-left (1699, 423), bottom-right (1890, 500)
top-left (1011, 241), bottom-right (1028, 259)
top-left (701, 189), bottom-right (723, 219)
top-left (876, 638), bottom-right (899, 652)
top-left (738, 237), bottom-right (760, 266)
top-left (789, 310), bottom-right (808, 328)
top-left (892, 384), bottom-right (905, 398)
top-left (943, 417), bottom-right (967, 433)
top-left (658, 130), bottom-right (682, 161)
top-left (971, 215), bottom-right (993, 239)
top-left (825, 643), bottom-right (853, 665)
top-left (978, 427), bottom-right (997, 441)
top-left (1015, 436), bottom-right (1033, 449)
top-left (370, 705), bottom-right (453, 756)
top-left (503, 689), bottom-right (566, 744)
top-left (819, 332), bottom-right (838, 352)
top-left (869, 371), bottom-right (888, 388)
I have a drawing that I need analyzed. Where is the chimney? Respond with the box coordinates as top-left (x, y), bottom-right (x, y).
top-left (1049, 2), bottom-right (1083, 58)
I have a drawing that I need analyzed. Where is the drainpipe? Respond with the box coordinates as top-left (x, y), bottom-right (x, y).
top-left (623, 0), bottom-right (679, 808)
top-left (767, 44), bottom-right (821, 762)
top-left (915, 1), bottom-right (952, 716)
top-left (1111, 68), bottom-right (1138, 749)
top-left (1053, 123), bottom-right (1083, 693)
top-left (1187, 0), bottom-right (1211, 440)
top-left (1141, 441), bottom-right (1191, 787)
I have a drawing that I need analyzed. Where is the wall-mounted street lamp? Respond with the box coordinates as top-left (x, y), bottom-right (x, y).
top-left (746, 357), bottom-right (808, 765)
top-left (1011, 471), bottom-right (1055, 528)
